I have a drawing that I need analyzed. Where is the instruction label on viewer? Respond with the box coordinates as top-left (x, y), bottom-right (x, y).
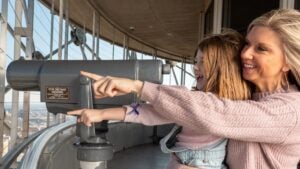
top-left (46, 87), bottom-right (69, 100)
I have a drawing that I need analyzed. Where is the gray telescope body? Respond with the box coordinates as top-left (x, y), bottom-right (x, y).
top-left (7, 59), bottom-right (170, 167)
top-left (6, 60), bottom-right (169, 113)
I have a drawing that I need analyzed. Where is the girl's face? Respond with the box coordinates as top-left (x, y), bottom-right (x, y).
top-left (193, 49), bottom-right (206, 90)
top-left (241, 26), bottom-right (289, 91)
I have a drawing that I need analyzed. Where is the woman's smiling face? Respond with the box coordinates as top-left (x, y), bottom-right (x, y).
top-left (241, 26), bottom-right (289, 91)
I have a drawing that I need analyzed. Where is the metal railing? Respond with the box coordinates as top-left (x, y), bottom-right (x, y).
top-left (0, 125), bottom-right (54, 169)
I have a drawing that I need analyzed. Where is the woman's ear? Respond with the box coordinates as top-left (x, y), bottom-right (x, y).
top-left (282, 64), bottom-right (290, 72)
top-left (282, 56), bottom-right (290, 72)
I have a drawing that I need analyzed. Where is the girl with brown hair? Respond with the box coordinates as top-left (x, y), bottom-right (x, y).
top-left (68, 29), bottom-right (251, 169)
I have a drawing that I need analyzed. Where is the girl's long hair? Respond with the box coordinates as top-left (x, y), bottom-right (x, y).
top-left (198, 29), bottom-right (251, 100)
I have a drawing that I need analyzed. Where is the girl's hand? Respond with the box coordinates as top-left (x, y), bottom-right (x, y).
top-left (67, 109), bottom-right (104, 127)
top-left (80, 71), bottom-right (143, 99)
top-left (67, 107), bottom-right (126, 127)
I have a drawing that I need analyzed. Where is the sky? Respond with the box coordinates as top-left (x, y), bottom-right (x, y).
top-left (1, 0), bottom-right (195, 104)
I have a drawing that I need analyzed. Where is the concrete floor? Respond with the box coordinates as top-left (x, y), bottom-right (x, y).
top-left (108, 144), bottom-right (170, 169)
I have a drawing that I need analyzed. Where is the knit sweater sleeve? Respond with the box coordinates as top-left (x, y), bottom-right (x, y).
top-left (140, 82), bottom-right (300, 144)
top-left (124, 103), bottom-right (172, 126)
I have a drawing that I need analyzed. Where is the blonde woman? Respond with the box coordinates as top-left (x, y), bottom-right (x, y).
top-left (69, 9), bottom-right (300, 169)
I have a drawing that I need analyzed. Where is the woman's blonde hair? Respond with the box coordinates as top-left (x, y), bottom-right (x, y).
top-left (198, 29), bottom-right (251, 100)
top-left (248, 9), bottom-right (300, 88)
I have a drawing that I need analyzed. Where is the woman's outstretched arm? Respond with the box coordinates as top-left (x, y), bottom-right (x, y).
top-left (79, 71), bottom-right (300, 144)
top-left (140, 82), bottom-right (300, 144)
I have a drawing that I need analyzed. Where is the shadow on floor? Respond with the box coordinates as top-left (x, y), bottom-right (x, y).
top-left (108, 144), bottom-right (170, 169)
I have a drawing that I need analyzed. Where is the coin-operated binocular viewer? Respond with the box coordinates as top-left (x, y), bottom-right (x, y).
top-left (6, 60), bottom-right (170, 169)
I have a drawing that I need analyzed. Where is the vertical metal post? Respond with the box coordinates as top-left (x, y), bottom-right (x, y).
top-left (56, 0), bottom-right (64, 123)
top-left (96, 16), bottom-right (100, 60)
top-left (23, 0), bottom-right (35, 138)
top-left (126, 37), bottom-right (130, 60)
top-left (184, 59), bottom-right (186, 85)
top-left (62, 0), bottom-right (69, 123)
top-left (47, 0), bottom-right (55, 127)
top-left (180, 58), bottom-right (186, 86)
top-left (58, 0), bottom-right (64, 61)
top-left (141, 45), bottom-right (144, 60)
top-left (213, 0), bottom-right (223, 34)
top-left (153, 49), bottom-right (157, 60)
top-left (81, 24), bottom-right (87, 60)
top-left (123, 35), bottom-right (127, 60)
top-left (92, 11), bottom-right (96, 60)
top-left (96, 15), bottom-right (101, 59)
top-left (49, 0), bottom-right (55, 60)
top-left (169, 69), bottom-right (172, 85)
top-left (280, 0), bottom-right (295, 8)
top-left (96, 33), bottom-right (100, 60)
top-left (0, 0), bottom-right (9, 156)
top-left (112, 28), bottom-right (115, 60)
top-left (198, 12), bottom-right (205, 43)
top-left (10, 0), bottom-right (23, 150)
top-left (64, 0), bottom-right (69, 61)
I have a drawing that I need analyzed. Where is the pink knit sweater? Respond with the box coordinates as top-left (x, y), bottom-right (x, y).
top-left (124, 103), bottom-right (222, 149)
top-left (139, 82), bottom-right (300, 169)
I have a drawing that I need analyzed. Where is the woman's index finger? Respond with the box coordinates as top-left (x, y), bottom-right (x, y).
top-left (80, 71), bottom-right (103, 80)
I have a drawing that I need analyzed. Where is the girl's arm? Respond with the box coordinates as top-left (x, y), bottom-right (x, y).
top-left (123, 103), bottom-right (172, 126)
top-left (67, 107), bottom-right (126, 127)
top-left (67, 104), bottom-right (173, 127)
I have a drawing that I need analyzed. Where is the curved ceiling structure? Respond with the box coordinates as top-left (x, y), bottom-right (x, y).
top-left (40, 0), bottom-right (211, 62)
